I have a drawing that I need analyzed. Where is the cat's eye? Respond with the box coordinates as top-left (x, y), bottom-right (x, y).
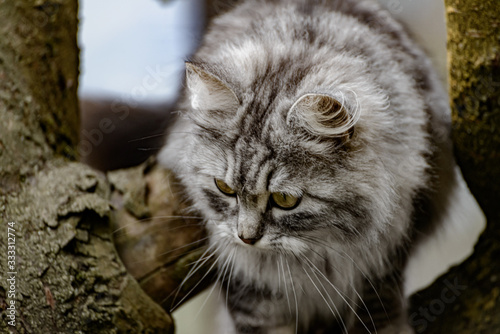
top-left (271, 192), bottom-right (300, 210)
top-left (215, 178), bottom-right (236, 196)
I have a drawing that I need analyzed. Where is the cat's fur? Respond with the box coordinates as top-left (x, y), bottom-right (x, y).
top-left (159, 0), bottom-right (456, 332)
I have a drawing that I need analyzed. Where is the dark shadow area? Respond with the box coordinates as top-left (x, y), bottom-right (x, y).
top-left (80, 98), bottom-right (174, 171)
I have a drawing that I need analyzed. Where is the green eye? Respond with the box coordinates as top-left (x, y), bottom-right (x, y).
top-left (215, 179), bottom-right (236, 196)
top-left (271, 192), bottom-right (300, 210)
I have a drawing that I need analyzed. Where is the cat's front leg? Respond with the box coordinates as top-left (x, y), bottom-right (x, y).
top-left (349, 263), bottom-right (414, 334)
top-left (226, 300), bottom-right (295, 334)
top-left (217, 279), bottom-right (295, 334)
top-left (215, 302), bottom-right (295, 334)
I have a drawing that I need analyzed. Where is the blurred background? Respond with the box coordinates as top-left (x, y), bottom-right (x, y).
top-left (78, 0), bottom-right (448, 171)
top-left (78, 1), bottom-right (475, 333)
top-left (79, 0), bottom-right (205, 171)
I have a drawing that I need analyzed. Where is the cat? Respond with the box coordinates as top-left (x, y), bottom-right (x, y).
top-left (158, 0), bottom-right (460, 332)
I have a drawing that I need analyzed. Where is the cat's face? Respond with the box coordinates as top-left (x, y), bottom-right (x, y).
top-left (190, 130), bottom-right (354, 254)
top-left (179, 62), bottom-right (402, 258)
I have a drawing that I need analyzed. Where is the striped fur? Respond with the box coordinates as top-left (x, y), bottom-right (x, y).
top-left (159, 0), bottom-right (454, 333)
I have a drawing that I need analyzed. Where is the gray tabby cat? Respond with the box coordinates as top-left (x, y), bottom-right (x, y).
top-left (159, 0), bottom-right (457, 332)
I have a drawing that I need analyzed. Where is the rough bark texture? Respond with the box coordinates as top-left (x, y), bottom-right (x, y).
top-left (0, 1), bottom-right (173, 333)
top-left (409, 1), bottom-right (500, 333)
top-left (108, 159), bottom-right (213, 312)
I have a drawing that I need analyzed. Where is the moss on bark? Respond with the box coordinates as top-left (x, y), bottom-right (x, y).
top-left (409, 1), bottom-right (500, 333)
top-left (445, 0), bottom-right (500, 223)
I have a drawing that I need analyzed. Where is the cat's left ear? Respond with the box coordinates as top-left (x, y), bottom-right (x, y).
top-left (185, 62), bottom-right (240, 112)
top-left (287, 93), bottom-right (359, 138)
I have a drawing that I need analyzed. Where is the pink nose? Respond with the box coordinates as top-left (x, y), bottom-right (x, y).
top-left (239, 236), bottom-right (260, 245)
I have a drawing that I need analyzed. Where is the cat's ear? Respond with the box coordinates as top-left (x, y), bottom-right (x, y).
top-left (287, 93), bottom-right (359, 138)
top-left (185, 62), bottom-right (240, 112)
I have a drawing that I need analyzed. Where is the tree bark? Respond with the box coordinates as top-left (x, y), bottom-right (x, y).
top-left (408, 1), bottom-right (500, 333)
top-left (108, 159), bottom-right (212, 312)
top-left (0, 2), bottom-right (173, 333)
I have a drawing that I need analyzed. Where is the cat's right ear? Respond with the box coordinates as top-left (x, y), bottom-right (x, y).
top-left (185, 62), bottom-right (240, 112)
top-left (287, 93), bottom-right (360, 139)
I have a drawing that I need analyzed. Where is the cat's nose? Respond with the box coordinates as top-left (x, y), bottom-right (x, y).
top-left (239, 235), bottom-right (261, 245)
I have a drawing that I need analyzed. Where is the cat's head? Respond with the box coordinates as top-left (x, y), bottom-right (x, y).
top-left (160, 58), bottom-right (428, 266)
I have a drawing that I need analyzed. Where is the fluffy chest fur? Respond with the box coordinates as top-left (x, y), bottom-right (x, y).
top-left (159, 0), bottom-right (454, 333)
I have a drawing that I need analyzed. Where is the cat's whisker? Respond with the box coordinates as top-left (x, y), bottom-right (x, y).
top-left (304, 257), bottom-right (372, 334)
top-left (285, 259), bottom-right (299, 334)
top-left (129, 231), bottom-right (224, 266)
top-left (152, 0), bottom-right (453, 331)
top-left (297, 237), bottom-right (362, 308)
top-left (218, 248), bottom-right (235, 300)
top-left (276, 259), bottom-right (281, 293)
top-left (139, 214), bottom-right (205, 222)
top-left (135, 147), bottom-right (163, 151)
top-left (302, 257), bottom-right (348, 334)
top-left (168, 242), bottom-right (220, 310)
top-left (279, 255), bottom-right (292, 317)
top-left (143, 223), bottom-right (205, 235)
top-left (112, 215), bottom-right (204, 234)
top-left (128, 133), bottom-right (167, 142)
top-left (302, 262), bottom-right (339, 324)
top-left (339, 250), bottom-right (388, 327)
top-left (127, 244), bottom-right (206, 266)
top-left (166, 131), bottom-right (200, 135)
top-left (170, 243), bottom-right (226, 312)
top-left (303, 237), bottom-right (382, 322)
top-left (183, 241), bottom-right (221, 267)
top-left (300, 235), bottom-right (379, 330)
top-left (226, 249), bottom-right (236, 311)
top-left (350, 285), bottom-right (377, 333)
top-left (155, 235), bottom-right (212, 258)
top-left (195, 246), bottom-right (233, 320)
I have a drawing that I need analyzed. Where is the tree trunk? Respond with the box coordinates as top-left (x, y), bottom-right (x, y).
top-left (108, 159), bottom-right (212, 312)
top-left (0, 2), bottom-right (173, 333)
top-left (408, 1), bottom-right (500, 333)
